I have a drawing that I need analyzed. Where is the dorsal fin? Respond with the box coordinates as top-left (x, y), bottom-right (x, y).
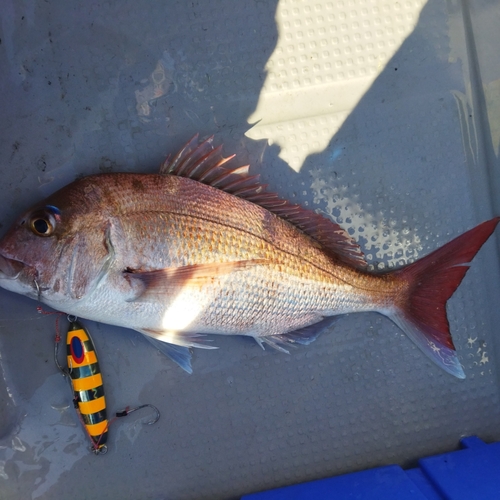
top-left (160, 135), bottom-right (367, 268)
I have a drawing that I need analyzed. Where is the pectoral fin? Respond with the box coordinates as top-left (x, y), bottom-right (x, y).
top-left (255, 316), bottom-right (339, 353)
top-left (125, 259), bottom-right (267, 300)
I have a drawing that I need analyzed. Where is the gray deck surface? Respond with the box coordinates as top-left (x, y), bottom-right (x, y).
top-left (0, 1), bottom-right (499, 499)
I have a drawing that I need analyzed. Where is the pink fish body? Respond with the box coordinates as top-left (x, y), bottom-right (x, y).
top-left (0, 135), bottom-right (497, 376)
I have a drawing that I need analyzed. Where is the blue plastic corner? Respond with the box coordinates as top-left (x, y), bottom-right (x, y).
top-left (242, 465), bottom-right (427, 500)
top-left (417, 437), bottom-right (500, 499)
top-left (241, 437), bottom-right (500, 500)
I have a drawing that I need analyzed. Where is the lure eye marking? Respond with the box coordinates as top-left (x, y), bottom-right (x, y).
top-left (70, 336), bottom-right (85, 364)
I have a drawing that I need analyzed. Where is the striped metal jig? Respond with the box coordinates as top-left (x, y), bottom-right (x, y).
top-left (54, 316), bottom-right (161, 455)
top-left (65, 318), bottom-right (109, 454)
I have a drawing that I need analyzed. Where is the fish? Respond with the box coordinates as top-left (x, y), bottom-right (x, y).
top-left (0, 134), bottom-right (498, 378)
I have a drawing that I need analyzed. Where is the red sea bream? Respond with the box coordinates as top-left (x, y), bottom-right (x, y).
top-left (0, 135), bottom-right (497, 376)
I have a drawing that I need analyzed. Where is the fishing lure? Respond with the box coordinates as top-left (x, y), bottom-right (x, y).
top-left (54, 315), bottom-right (160, 454)
top-left (64, 318), bottom-right (109, 453)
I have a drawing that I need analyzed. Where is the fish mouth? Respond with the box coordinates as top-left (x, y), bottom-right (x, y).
top-left (0, 254), bottom-right (26, 279)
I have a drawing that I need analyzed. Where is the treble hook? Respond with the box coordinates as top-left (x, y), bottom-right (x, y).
top-left (115, 404), bottom-right (161, 425)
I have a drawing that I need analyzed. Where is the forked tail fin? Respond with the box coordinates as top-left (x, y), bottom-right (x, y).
top-left (388, 217), bottom-right (500, 379)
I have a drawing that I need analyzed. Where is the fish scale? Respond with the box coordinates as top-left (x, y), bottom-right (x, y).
top-left (108, 190), bottom-right (381, 334)
top-left (115, 196), bottom-right (333, 282)
top-left (107, 174), bottom-right (333, 270)
top-left (0, 135), bottom-right (498, 377)
top-left (114, 205), bottom-right (390, 326)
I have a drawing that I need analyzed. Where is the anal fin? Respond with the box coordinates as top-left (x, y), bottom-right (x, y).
top-left (255, 316), bottom-right (339, 354)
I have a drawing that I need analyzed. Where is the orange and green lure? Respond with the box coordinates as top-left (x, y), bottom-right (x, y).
top-left (54, 316), bottom-right (161, 455)
top-left (65, 319), bottom-right (109, 454)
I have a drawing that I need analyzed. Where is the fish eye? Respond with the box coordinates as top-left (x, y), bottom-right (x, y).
top-left (28, 207), bottom-right (59, 237)
top-left (32, 218), bottom-right (51, 235)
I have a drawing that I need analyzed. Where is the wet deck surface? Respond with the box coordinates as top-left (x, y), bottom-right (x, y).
top-left (0, 1), bottom-right (499, 498)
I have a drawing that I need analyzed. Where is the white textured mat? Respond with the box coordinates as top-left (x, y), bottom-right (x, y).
top-left (1, 1), bottom-right (500, 499)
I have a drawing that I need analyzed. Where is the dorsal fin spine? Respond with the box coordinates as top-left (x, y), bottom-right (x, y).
top-left (219, 174), bottom-right (261, 193)
top-left (175, 136), bottom-right (214, 176)
top-left (184, 146), bottom-right (223, 179)
top-left (161, 134), bottom-right (199, 174)
top-left (197, 155), bottom-right (237, 183)
top-left (210, 165), bottom-right (250, 189)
